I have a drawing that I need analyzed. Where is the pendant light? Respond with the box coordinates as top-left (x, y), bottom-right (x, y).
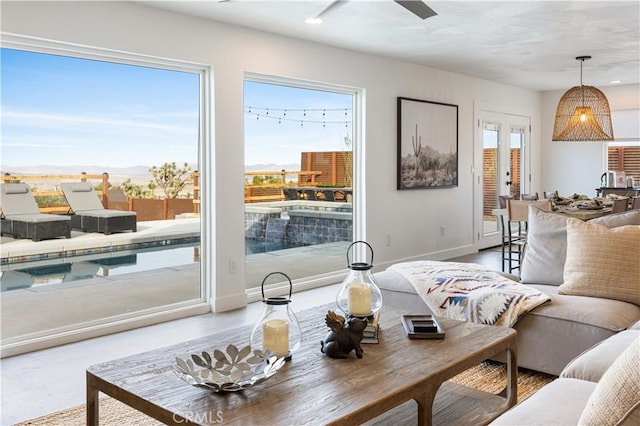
top-left (552, 56), bottom-right (614, 141)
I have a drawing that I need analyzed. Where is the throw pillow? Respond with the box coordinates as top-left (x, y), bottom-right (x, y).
top-left (559, 219), bottom-right (640, 306)
top-left (578, 337), bottom-right (640, 425)
top-left (590, 209), bottom-right (640, 227)
top-left (521, 209), bottom-right (640, 286)
top-left (520, 206), bottom-right (569, 285)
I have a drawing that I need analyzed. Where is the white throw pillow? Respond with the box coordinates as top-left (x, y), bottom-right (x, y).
top-left (520, 206), bottom-right (569, 285)
top-left (578, 338), bottom-right (640, 425)
top-left (521, 209), bottom-right (640, 286)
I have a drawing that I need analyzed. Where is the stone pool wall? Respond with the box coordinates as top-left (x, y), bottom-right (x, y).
top-left (245, 201), bottom-right (353, 245)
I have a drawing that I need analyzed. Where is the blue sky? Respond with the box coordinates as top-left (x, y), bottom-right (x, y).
top-left (1, 48), bottom-right (200, 168)
top-left (244, 81), bottom-right (353, 166)
top-left (1, 48), bottom-right (353, 170)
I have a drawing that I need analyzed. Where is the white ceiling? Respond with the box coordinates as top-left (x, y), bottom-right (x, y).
top-left (139, 0), bottom-right (640, 91)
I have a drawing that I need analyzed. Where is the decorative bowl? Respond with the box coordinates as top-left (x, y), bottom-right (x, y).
top-left (173, 344), bottom-right (286, 392)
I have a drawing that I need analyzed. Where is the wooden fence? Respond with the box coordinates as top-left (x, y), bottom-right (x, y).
top-left (244, 170), bottom-right (322, 203)
top-left (244, 151), bottom-right (352, 203)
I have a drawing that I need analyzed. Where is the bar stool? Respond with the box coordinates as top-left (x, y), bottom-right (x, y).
top-left (503, 199), bottom-right (552, 273)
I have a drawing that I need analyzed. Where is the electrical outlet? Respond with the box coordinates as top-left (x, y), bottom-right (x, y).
top-left (385, 233), bottom-right (391, 247)
top-left (229, 258), bottom-right (237, 274)
top-left (440, 225), bottom-right (446, 236)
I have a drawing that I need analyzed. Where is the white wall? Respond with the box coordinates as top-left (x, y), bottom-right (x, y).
top-left (2, 1), bottom-right (543, 311)
top-left (540, 84), bottom-right (640, 197)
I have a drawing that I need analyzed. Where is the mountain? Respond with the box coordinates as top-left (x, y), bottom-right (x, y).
top-left (2, 163), bottom-right (300, 175)
top-left (1, 164), bottom-right (154, 176)
top-left (244, 163), bottom-right (299, 172)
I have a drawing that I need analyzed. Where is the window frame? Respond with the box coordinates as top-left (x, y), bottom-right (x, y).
top-left (242, 72), bottom-right (365, 298)
top-left (1, 33), bottom-right (212, 355)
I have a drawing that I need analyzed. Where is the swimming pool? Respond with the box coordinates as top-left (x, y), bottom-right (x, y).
top-left (245, 239), bottom-right (307, 255)
top-left (0, 237), bottom-right (311, 291)
top-left (1, 241), bottom-right (200, 291)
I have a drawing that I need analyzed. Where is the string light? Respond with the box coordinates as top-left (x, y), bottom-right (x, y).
top-left (244, 105), bottom-right (353, 128)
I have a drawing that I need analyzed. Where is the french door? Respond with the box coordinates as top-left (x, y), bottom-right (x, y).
top-left (475, 110), bottom-right (530, 249)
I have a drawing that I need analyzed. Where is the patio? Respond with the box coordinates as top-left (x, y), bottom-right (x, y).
top-left (0, 217), bottom-right (348, 355)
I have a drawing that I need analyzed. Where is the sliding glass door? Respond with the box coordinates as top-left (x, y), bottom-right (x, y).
top-left (243, 76), bottom-right (357, 292)
top-left (0, 41), bottom-right (206, 356)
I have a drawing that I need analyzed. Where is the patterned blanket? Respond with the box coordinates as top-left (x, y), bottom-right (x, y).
top-left (387, 261), bottom-right (551, 327)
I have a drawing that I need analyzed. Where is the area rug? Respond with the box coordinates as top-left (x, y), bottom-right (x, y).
top-left (16, 361), bottom-right (555, 425)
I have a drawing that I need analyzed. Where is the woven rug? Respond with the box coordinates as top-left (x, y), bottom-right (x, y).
top-left (16, 361), bottom-right (554, 425)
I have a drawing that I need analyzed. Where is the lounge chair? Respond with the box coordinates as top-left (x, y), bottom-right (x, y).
top-left (0, 183), bottom-right (71, 241)
top-left (60, 182), bottom-right (136, 235)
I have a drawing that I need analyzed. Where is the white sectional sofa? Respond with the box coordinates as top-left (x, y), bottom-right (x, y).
top-left (375, 209), bottom-right (640, 376)
top-left (491, 326), bottom-right (640, 425)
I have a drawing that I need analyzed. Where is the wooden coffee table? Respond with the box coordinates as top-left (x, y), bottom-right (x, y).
top-left (87, 303), bottom-right (516, 425)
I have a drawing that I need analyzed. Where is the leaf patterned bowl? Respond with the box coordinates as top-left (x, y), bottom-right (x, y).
top-left (173, 344), bottom-right (286, 392)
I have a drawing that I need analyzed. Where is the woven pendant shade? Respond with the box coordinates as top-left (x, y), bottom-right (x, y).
top-left (552, 56), bottom-right (614, 142)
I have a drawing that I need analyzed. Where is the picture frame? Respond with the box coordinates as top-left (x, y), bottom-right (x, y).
top-left (397, 97), bottom-right (458, 190)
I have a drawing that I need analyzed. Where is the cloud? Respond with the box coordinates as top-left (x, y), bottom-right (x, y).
top-left (2, 109), bottom-right (194, 134)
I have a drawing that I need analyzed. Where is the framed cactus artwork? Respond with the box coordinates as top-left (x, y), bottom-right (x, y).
top-left (397, 97), bottom-right (458, 190)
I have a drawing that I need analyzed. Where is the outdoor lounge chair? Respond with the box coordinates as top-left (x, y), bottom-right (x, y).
top-left (0, 183), bottom-right (71, 241)
top-left (60, 182), bottom-right (136, 235)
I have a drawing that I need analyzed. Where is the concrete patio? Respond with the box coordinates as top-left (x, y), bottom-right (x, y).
top-left (1, 217), bottom-right (348, 353)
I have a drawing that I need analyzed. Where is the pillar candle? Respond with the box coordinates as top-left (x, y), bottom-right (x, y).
top-left (348, 282), bottom-right (372, 316)
top-left (262, 319), bottom-right (289, 357)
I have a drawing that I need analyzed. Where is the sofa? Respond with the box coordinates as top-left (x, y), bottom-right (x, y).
top-left (375, 208), bottom-right (640, 376)
top-left (490, 326), bottom-right (640, 425)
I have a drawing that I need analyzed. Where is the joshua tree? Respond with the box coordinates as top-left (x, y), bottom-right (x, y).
top-left (412, 124), bottom-right (422, 177)
top-left (121, 179), bottom-right (157, 199)
top-left (150, 162), bottom-right (193, 199)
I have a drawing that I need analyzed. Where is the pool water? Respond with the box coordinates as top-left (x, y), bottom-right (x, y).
top-left (1, 244), bottom-right (200, 291)
top-left (245, 239), bottom-right (307, 255)
top-left (1, 239), bottom-right (308, 291)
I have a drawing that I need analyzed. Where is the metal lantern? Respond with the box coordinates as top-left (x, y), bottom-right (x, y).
top-left (336, 241), bottom-right (383, 318)
top-left (250, 272), bottom-right (303, 361)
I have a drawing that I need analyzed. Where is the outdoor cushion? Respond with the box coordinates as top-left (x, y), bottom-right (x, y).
top-left (559, 220), bottom-right (640, 306)
top-left (68, 183), bottom-right (93, 192)
top-left (0, 183), bottom-right (41, 216)
top-left (4, 213), bottom-right (70, 223)
top-left (3, 184), bottom-right (29, 195)
top-left (60, 182), bottom-right (105, 211)
top-left (76, 209), bottom-right (135, 218)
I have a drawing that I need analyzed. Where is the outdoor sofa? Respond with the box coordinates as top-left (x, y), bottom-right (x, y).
top-left (376, 208), bottom-right (640, 376)
top-left (0, 183), bottom-right (71, 242)
top-left (60, 182), bottom-right (136, 235)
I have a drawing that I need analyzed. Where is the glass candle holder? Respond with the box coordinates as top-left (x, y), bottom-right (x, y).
top-left (336, 241), bottom-right (383, 318)
top-left (250, 272), bottom-right (303, 361)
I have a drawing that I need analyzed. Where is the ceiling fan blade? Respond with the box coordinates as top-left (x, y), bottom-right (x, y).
top-left (393, 0), bottom-right (438, 19)
top-left (316, 0), bottom-right (350, 19)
